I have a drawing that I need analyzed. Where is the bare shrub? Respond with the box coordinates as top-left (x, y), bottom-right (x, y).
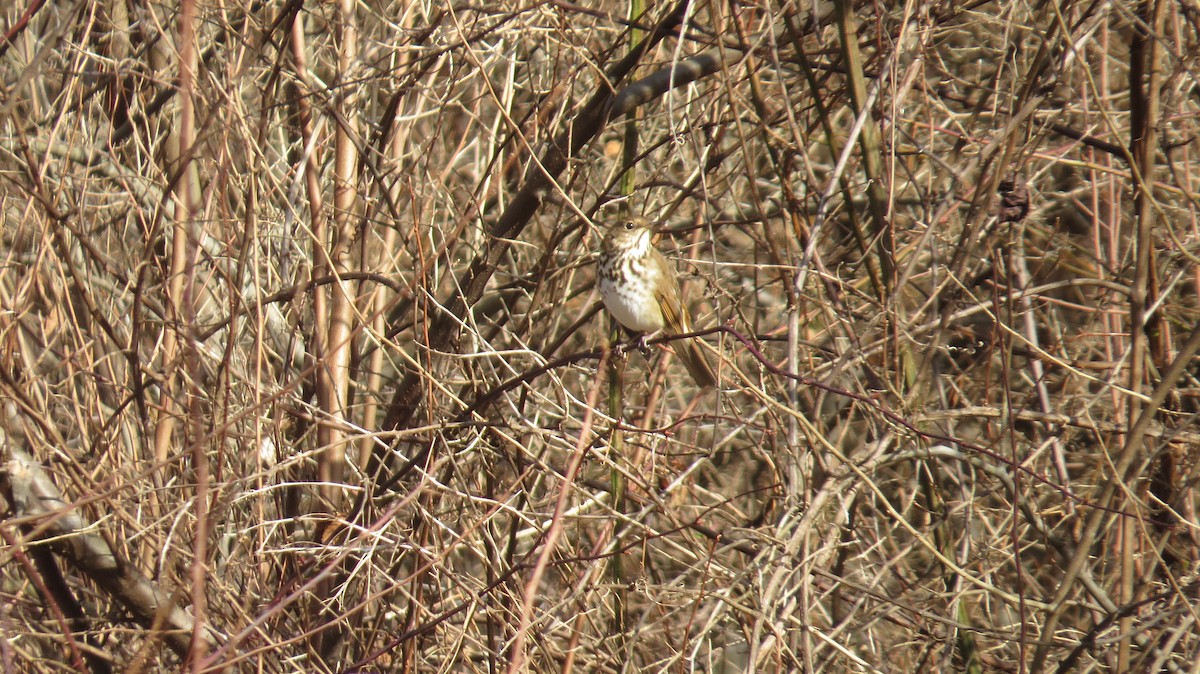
top-left (1, 1), bottom-right (1198, 672)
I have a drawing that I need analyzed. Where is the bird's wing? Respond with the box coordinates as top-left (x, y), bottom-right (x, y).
top-left (651, 252), bottom-right (689, 334)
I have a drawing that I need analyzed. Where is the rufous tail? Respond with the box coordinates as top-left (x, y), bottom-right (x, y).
top-left (675, 337), bottom-right (716, 389)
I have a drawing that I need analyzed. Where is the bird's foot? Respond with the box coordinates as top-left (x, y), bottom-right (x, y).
top-left (612, 333), bottom-right (650, 356)
top-left (635, 334), bottom-right (653, 359)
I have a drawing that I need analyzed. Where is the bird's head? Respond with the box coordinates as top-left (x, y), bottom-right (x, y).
top-left (602, 216), bottom-right (656, 256)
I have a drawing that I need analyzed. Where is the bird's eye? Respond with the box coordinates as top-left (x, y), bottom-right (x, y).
top-left (624, 222), bottom-right (634, 230)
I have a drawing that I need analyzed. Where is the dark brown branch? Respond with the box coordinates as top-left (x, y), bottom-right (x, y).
top-left (610, 52), bottom-right (722, 117)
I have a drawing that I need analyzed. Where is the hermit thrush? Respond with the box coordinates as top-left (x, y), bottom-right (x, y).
top-left (598, 216), bottom-right (717, 388)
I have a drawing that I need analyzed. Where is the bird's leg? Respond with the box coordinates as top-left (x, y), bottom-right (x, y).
top-left (635, 333), bottom-right (653, 359)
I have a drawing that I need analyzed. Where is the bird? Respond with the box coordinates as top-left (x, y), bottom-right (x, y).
top-left (597, 216), bottom-right (717, 388)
